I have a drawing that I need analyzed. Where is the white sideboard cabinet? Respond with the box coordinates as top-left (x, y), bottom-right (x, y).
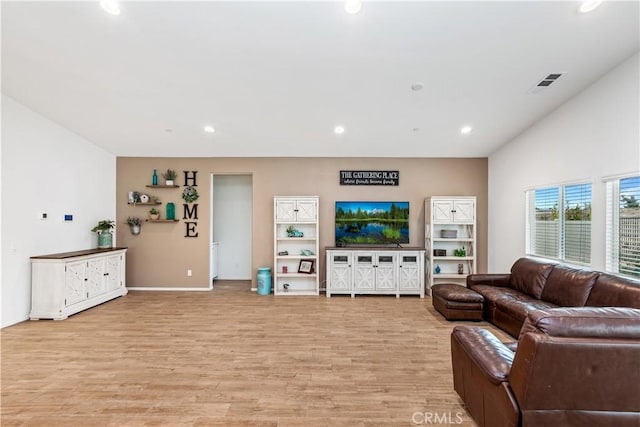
top-left (326, 248), bottom-right (425, 298)
top-left (30, 248), bottom-right (127, 320)
top-left (425, 196), bottom-right (477, 294)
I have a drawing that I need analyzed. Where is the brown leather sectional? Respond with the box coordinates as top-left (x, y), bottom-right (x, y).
top-left (450, 258), bottom-right (640, 426)
top-left (467, 257), bottom-right (640, 337)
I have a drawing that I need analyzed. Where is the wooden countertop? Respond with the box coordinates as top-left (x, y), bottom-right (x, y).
top-left (31, 247), bottom-right (127, 260)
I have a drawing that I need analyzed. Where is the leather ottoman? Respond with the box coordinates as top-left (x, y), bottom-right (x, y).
top-left (432, 283), bottom-right (484, 321)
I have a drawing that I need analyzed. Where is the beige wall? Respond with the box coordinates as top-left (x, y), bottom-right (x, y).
top-left (117, 157), bottom-right (488, 288)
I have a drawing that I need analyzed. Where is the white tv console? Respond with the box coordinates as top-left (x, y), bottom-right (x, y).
top-left (325, 247), bottom-right (425, 298)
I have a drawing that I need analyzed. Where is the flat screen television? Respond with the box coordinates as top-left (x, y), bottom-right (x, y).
top-left (335, 201), bottom-right (409, 245)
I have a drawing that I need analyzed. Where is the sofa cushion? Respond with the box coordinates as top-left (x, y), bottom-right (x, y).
top-left (495, 295), bottom-right (558, 322)
top-left (509, 257), bottom-right (556, 299)
top-left (540, 264), bottom-right (599, 307)
top-left (469, 285), bottom-right (523, 305)
top-left (586, 273), bottom-right (640, 308)
top-left (518, 307), bottom-right (640, 340)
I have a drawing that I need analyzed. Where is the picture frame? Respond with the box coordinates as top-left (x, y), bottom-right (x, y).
top-left (298, 259), bottom-right (314, 274)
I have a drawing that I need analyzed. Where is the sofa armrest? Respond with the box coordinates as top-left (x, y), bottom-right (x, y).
top-left (452, 326), bottom-right (515, 385)
top-left (467, 274), bottom-right (511, 288)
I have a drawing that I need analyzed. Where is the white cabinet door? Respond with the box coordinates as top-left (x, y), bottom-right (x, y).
top-left (375, 253), bottom-right (396, 290)
top-left (452, 200), bottom-right (475, 223)
top-left (275, 200), bottom-right (297, 221)
top-left (65, 261), bottom-right (86, 306)
top-left (354, 253), bottom-right (375, 291)
top-left (295, 200), bottom-right (317, 221)
top-left (433, 200), bottom-right (455, 223)
top-left (330, 253), bottom-right (352, 291)
top-left (105, 254), bottom-right (122, 292)
top-left (86, 258), bottom-right (106, 298)
top-left (399, 253), bottom-right (420, 291)
top-left (275, 199), bottom-right (317, 222)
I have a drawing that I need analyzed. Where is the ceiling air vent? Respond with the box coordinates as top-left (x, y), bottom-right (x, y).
top-left (529, 73), bottom-right (564, 94)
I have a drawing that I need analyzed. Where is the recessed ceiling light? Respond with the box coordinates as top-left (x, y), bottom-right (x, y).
top-left (412, 128), bottom-right (420, 132)
top-left (345, 0), bottom-right (362, 14)
top-left (411, 82), bottom-right (424, 92)
top-left (578, 0), bottom-right (603, 13)
top-left (460, 126), bottom-right (473, 135)
top-left (100, 0), bottom-right (121, 16)
top-left (334, 126), bottom-right (345, 135)
top-left (204, 125), bottom-right (215, 134)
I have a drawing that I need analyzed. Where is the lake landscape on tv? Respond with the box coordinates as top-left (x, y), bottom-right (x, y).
top-left (335, 201), bottom-right (409, 245)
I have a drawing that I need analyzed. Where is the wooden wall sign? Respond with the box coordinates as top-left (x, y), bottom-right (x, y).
top-left (340, 170), bottom-right (399, 186)
top-left (182, 170), bottom-right (199, 237)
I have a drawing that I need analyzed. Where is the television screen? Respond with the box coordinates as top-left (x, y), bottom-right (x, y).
top-left (335, 201), bottom-right (409, 245)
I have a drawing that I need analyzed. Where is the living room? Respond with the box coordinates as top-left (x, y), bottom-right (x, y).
top-left (2, 1), bottom-right (639, 425)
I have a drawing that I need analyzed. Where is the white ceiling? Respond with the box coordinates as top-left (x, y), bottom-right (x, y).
top-left (2, 1), bottom-right (639, 158)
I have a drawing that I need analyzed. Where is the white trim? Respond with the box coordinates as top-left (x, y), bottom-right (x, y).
top-left (602, 171), bottom-right (640, 182)
top-left (127, 287), bottom-right (211, 291)
top-left (524, 177), bottom-right (593, 192)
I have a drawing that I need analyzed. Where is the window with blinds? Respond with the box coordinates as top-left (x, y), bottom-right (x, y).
top-left (606, 175), bottom-right (640, 278)
top-left (526, 183), bottom-right (592, 264)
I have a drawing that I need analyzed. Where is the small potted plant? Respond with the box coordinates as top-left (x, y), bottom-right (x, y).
top-left (127, 216), bottom-right (141, 235)
top-left (149, 208), bottom-right (160, 221)
top-left (91, 219), bottom-right (115, 248)
top-left (162, 169), bottom-right (177, 186)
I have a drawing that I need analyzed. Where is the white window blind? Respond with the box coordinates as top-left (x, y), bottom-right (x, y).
top-left (527, 187), bottom-right (560, 259)
top-left (607, 175), bottom-right (640, 278)
top-left (526, 183), bottom-right (592, 264)
top-left (563, 184), bottom-right (591, 264)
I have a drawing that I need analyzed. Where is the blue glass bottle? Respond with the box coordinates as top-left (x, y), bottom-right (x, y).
top-left (435, 264), bottom-right (441, 274)
top-left (152, 169), bottom-right (158, 186)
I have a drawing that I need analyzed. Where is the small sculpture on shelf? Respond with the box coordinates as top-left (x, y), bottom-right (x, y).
top-left (286, 226), bottom-right (303, 237)
top-left (458, 263), bottom-right (464, 275)
top-left (435, 264), bottom-right (441, 274)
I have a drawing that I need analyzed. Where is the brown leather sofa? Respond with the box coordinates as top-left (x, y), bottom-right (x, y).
top-left (451, 307), bottom-right (640, 427)
top-left (467, 257), bottom-right (640, 337)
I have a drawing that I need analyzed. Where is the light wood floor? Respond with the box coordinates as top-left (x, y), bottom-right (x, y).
top-left (1, 281), bottom-right (504, 426)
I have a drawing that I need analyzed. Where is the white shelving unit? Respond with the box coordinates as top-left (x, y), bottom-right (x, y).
top-left (273, 196), bottom-right (319, 295)
top-left (425, 196), bottom-right (476, 295)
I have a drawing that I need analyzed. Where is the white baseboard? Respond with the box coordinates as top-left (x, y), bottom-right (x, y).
top-left (127, 286), bottom-right (211, 291)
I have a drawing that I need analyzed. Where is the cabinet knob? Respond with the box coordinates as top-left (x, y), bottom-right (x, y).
top-left (103, 273), bottom-right (109, 276)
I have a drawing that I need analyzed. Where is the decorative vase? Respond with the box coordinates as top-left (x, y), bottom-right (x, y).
top-left (149, 213), bottom-right (160, 221)
top-left (166, 180), bottom-right (174, 186)
top-left (435, 264), bottom-right (441, 274)
top-left (152, 169), bottom-right (158, 186)
top-left (130, 225), bottom-right (141, 235)
top-left (458, 263), bottom-right (464, 275)
top-left (166, 202), bottom-right (175, 220)
top-left (97, 232), bottom-right (113, 249)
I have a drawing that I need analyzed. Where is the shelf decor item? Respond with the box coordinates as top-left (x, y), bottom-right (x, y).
top-left (91, 219), bottom-right (115, 249)
top-left (140, 194), bottom-right (150, 203)
top-left (458, 263), bottom-right (464, 275)
top-left (152, 169), bottom-right (158, 186)
top-left (298, 259), bottom-right (315, 274)
top-left (149, 208), bottom-right (160, 220)
top-left (127, 217), bottom-right (141, 235)
top-left (182, 186), bottom-right (199, 203)
top-left (435, 264), bottom-right (441, 274)
top-left (454, 247), bottom-right (467, 257)
top-left (162, 169), bottom-right (177, 186)
top-left (166, 202), bottom-right (175, 220)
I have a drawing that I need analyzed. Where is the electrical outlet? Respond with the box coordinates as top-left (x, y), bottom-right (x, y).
top-left (187, 269), bottom-right (192, 277)
top-left (40, 211), bottom-right (48, 220)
